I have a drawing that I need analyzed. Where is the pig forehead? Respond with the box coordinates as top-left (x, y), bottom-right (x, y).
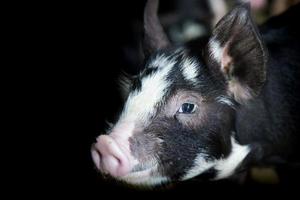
top-left (119, 50), bottom-right (202, 123)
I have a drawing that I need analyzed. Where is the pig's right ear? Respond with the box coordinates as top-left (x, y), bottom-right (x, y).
top-left (142, 0), bottom-right (170, 58)
top-left (205, 4), bottom-right (268, 103)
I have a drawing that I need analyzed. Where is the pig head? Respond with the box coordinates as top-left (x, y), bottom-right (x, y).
top-left (91, 0), bottom-right (267, 186)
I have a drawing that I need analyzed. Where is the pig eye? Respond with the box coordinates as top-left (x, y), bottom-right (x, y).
top-left (178, 103), bottom-right (197, 114)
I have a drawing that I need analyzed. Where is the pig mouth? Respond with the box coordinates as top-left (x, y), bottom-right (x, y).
top-left (119, 162), bottom-right (167, 185)
top-left (123, 162), bottom-right (157, 179)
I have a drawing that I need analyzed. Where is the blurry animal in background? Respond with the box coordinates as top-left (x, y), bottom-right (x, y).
top-left (121, 0), bottom-right (300, 76)
top-left (91, 0), bottom-right (300, 186)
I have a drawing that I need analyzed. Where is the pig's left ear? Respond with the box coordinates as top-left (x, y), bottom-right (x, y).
top-left (205, 4), bottom-right (268, 103)
top-left (143, 0), bottom-right (170, 58)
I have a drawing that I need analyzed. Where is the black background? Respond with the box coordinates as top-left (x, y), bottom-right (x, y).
top-left (24, 0), bottom-right (299, 198)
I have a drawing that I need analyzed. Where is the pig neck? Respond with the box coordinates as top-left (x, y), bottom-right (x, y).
top-left (234, 63), bottom-right (299, 165)
top-left (234, 5), bottom-right (300, 166)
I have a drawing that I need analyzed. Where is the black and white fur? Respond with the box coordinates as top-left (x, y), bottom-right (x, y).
top-left (92, 0), bottom-right (300, 186)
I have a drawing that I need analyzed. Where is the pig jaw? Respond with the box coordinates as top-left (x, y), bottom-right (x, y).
top-left (121, 165), bottom-right (169, 186)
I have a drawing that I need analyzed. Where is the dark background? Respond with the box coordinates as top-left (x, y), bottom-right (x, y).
top-left (28, 0), bottom-right (299, 198)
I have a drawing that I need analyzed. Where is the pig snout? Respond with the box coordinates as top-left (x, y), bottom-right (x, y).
top-left (91, 135), bottom-right (132, 177)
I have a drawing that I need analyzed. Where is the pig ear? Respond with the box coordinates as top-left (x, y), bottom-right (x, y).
top-left (143, 0), bottom-right (170, 57)
top-left (206, 3), bottom-right (267, 103)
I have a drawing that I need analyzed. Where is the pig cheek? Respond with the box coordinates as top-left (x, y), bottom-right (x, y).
top-left (157, 129), bottom-right (202, 179)
top-left (129, 133), bottom-right (162, 163)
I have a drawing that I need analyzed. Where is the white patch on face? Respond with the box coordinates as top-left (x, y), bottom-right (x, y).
top-left (181, 153), bottom-right (216, 180)
top-left (181, 57), bottom-right (199, 84)
top-left (216, 95), bottom-right (235, 107)
top-left (149, 54), bottom-right (176, 69)
top-left (208, 39), bottom-right (223, 63)
top-left (113, 54), bottom-right (176, 142)
top-left (214, 136), bottom-right (250, 179)
top-left (182, 136), bottom-right (250, 181)
top-left (120, 55), bottom-right (175, 122)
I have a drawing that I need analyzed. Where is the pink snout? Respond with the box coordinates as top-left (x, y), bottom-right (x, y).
top-left (91, 135), bottom-right (132, 177)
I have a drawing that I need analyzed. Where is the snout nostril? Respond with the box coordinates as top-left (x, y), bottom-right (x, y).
top-left (91, 145), bottom-right (102, 170)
